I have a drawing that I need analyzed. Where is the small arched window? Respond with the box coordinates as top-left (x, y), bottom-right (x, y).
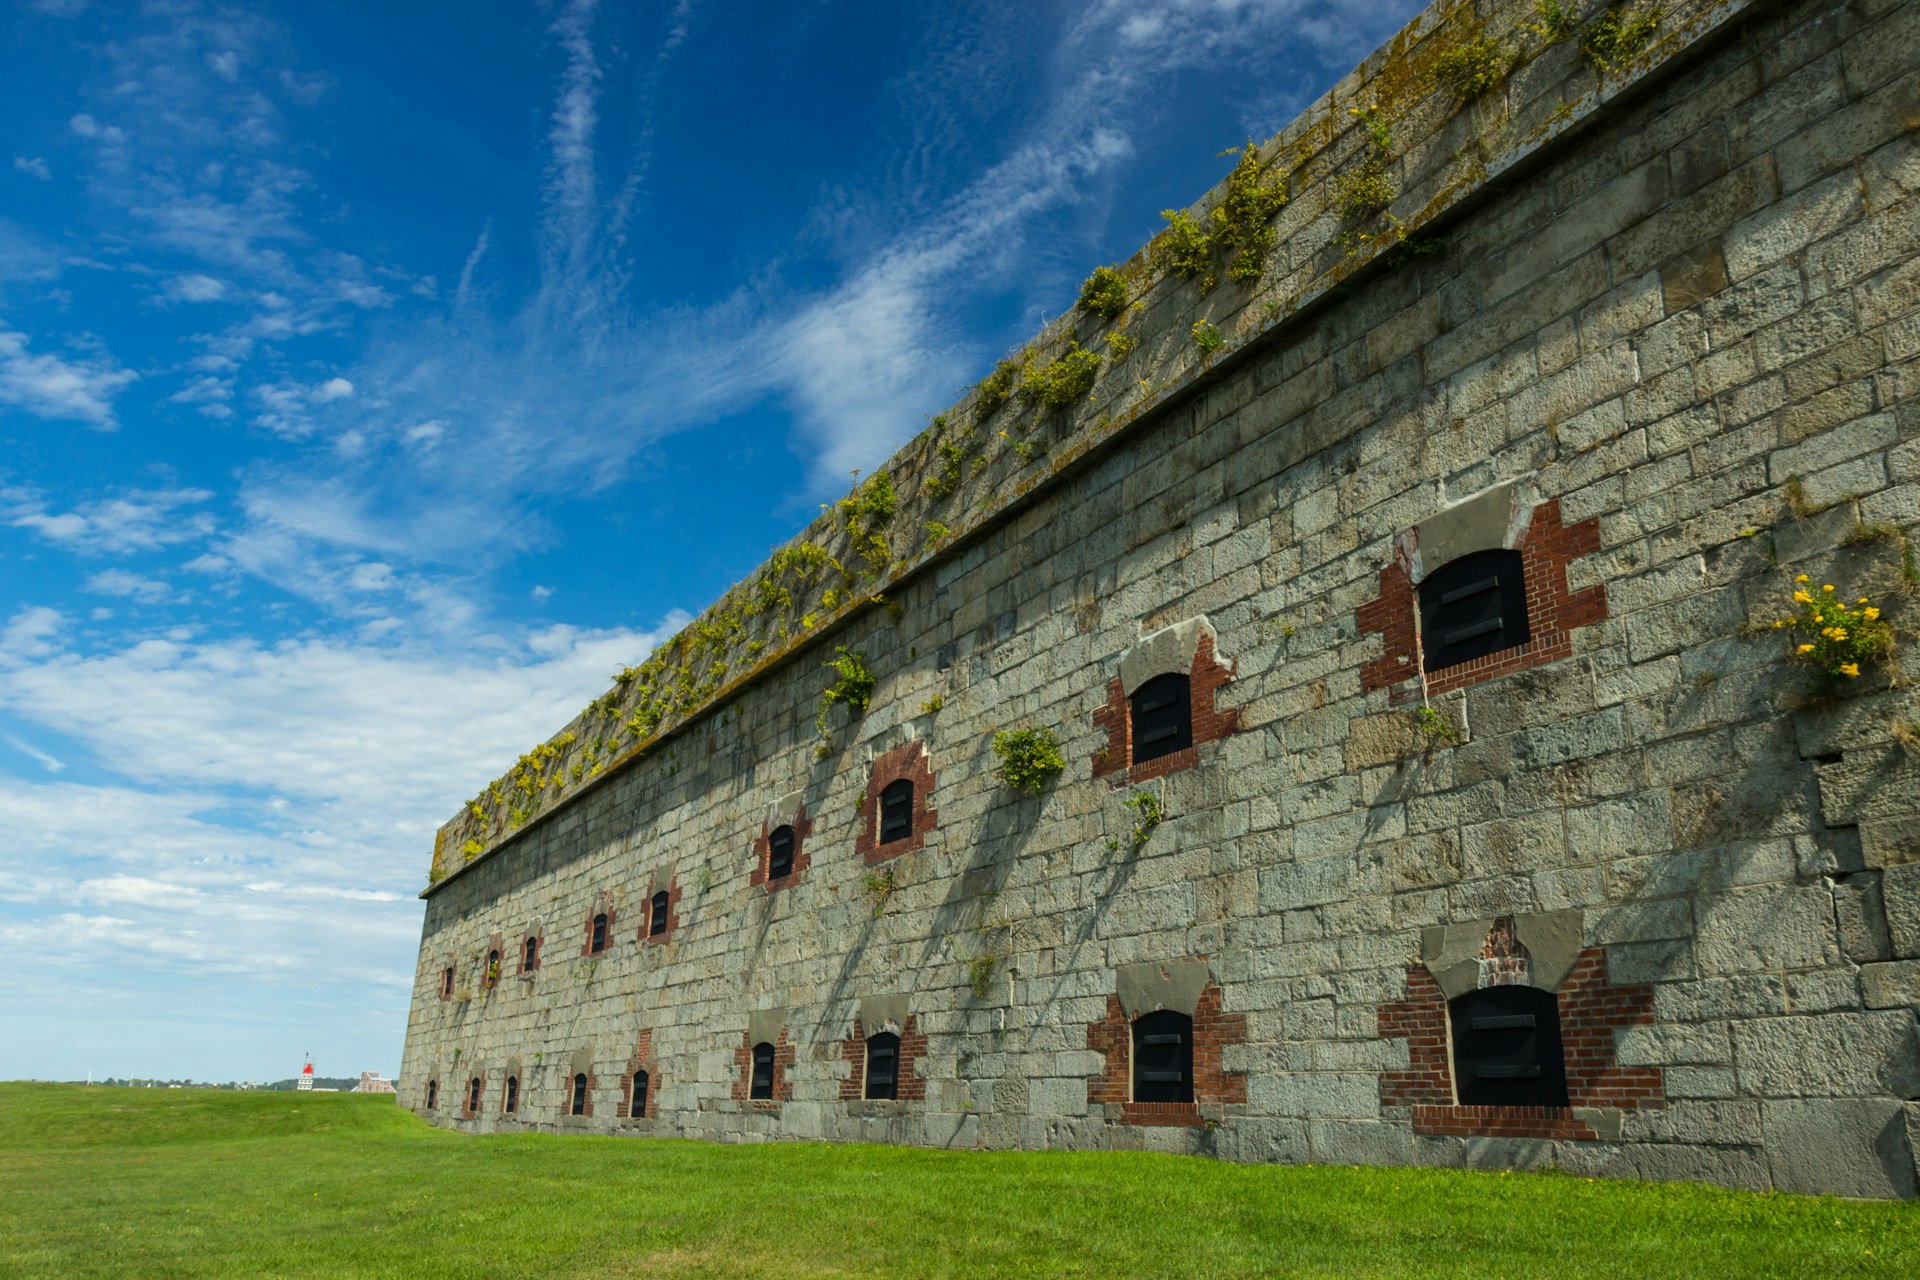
top-left (864, 1030), bottom-right (900, 1100)
top-left (483, 949), bottom-right (501, 988)
top-left (1130, 673), bottom-right (1193, 764)
top-left (590, 912), bottom-right (608, 954)
top-left (1448, 985), bottom-right (1568, 1107)
top-left (570, 1073), bottom-right (588, 1116)
top-left (504, 1075), bottom-right (519, 1114)
top-left (425, 1079), bottom-right (438, 1110)
top-left (1131, 1010), bottom-right (1194, 1103)
top-left (523, 935), bottom-right (540, 972)
top-left (1419, 548), bottom-right (1531, 672)
top-left (750, 1041), bottom-right (775, 1100)
top-left (631, 1069), bottom-right (649, 1118)
top-left (649, 891), bottom-right (670, 937)
top-left (440, 966), bottom-right (454, 998)
top-left (467, 1077), bottom-right (482, 1113)
top-left (879, 779), bottom-right (914, 845)
top-left (768, 825), bottom-right (796, 880)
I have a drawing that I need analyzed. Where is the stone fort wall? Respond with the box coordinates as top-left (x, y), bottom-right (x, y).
top-left (401, 0), bottom-right (1920, 1197)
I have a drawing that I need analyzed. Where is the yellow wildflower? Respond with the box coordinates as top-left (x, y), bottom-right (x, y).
top-left (1773, 620), bottom-right (1785, 628)
top-left (1795, 575), bottom-right (1809, 583)
top-left (1824, 584), bottom-right (1835, 592)
top-left (1793, 590), bottom-right (1813, 604)
top-left (1840, 663), bottom-right (1860, 678)
top-left (1798, 644), bottom-right (1815, 654)
top-left (1864, 607), bottom-right (1881, 621)
top-left (1812, 613), bottom-right (1823, 623)
top-left (1858, 597), bottom-right (1869, 604)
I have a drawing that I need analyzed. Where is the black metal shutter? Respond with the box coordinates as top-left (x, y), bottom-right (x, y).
top-left (571, 1073), bottom-right (587, 1115)
top-left (505, 1076), bottom-right (518, 1113)
top-left (1129, 673), bottom-right (1193, 764)
top-left (880, 779), bottom-right (914, 844)
top-left (632, 1070), bottom-right (648, 1117)
top-left (524, 936), bottom-right (538, 970)
top-left (427, 1080), bottom-right (437, 1109)
top-left (1448, 986), bottom-right (1569, 1107)
top-left (1131, 1010), bottom-right (1195, 1103)
top-left (1418, 548), bottom-right (1531, 672)
top-left (441, 967), bottom-right (453, 997)
top-left (650, 891), bottom-right (669, 935)
top-left (768, 825), bottom-right (795, 879)
top-left (591, 913), bottom-right (607, 953)
top-left (468, 1078), bottom-right (481, 1111)
top-left (751, 1042), bottom-right (775, 1099)
top-left (865, 1031), bottom-right (900, 1100)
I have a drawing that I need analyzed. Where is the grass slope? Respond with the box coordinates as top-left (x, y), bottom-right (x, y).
top-left (0, 1084), bottom-right (1912, 1278)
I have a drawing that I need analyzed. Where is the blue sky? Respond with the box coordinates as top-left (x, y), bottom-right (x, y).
top-left (0, 0), bottom-right (1420, 1083)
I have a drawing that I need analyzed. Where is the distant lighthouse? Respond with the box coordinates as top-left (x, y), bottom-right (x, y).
top-left (297, 1056), bottom-right (314, 1092)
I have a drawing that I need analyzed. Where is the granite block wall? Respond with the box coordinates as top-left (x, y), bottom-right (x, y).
top-left (401, 0), bottom-right (1920, 1197)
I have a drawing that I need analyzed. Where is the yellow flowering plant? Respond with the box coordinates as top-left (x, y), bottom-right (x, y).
top-left (1773, 575), bottom-right (1892, 689)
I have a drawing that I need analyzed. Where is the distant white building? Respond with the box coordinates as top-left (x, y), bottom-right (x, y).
top-left (353, 1071), bottom-right (396, 1095)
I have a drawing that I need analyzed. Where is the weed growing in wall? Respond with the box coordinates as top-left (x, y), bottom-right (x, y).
top-left (1154, 210), bottom-right (1216, 287)
top-left (1077, 266), bottom-right (1131, 322)
top-left (1214, 142), bottom-right (1289, 284)
top-left (974, 360), bottom-right (1019, 424)
top-left (1191, 321), bottom-right (1224, 354)
top-left (1018, 345), bottom-right (1103, 412)
top-left (1334, 105), bottom-right (1396, 223)
top-left (992, 727), bottom-right (1065, 795)
top-left (1773, 575), bottom-right (1894, 693)
top-left (860, 867), bottom-right (897, 917)
top-left (1529, 0), bottom-right (1577, 42)
top-left (1581, 6), bottom-right (1662, 73)
top-left (1415, 705), bottom-right (1462, 746)
top-left (1434, 35), bottom-right (1514, 102)
top-left (1107, 789), bottom-right (1163, 854)
top-left (837, 471), bottom-right (897, 576)
top-left (1105, 331), bottom-right (1138, 359)
top-left (925, 435), bottom-right (969, 501)
top-left (968, 953), bottom-right (1002, 1000)
top-left (816, 646), bottom-right (876, 737)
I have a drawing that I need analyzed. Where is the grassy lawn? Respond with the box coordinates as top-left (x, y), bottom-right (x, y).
top-left (0, 1084), bottom-right (1912, 1278)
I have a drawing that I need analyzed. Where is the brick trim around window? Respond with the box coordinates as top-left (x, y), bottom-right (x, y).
top-left (563, 1070), bottom-right (597, 1119)
top-left (1087, 980), bottom-right (1248, 1127)
top-left (581, 890), bottom-right (617, 958)
top-left (638, 873), bottom-right (681, 945)
top-left (616, 1030), bottom-right (655, 1121)
top-left (750, 807), bottom-right (813, 891)
top-left (480, 932), bottom-right (505, 991)
top-left (462, 1072), bottom-right (484, 1120)
top-left (1091, 631), bottom-right (1240, 786)
top-left (437, 958), bottom-right (455, 1001)
top-left (518, 927), bottom-right (544, 975)
top-left (838, 1016), bottom-right (928, 1101)
top-left (1358, 496), bottom-right (1607, 701)
top-left (854, 742), bottom-right (938, 864)
top-left (1377, 949), bottom-right (1663, 1139)
top-left (732, 1028), bottom-right (795, 1108)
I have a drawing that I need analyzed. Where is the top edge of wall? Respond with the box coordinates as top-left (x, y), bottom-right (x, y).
top-left (424, 0), bottom-right (1767, 896)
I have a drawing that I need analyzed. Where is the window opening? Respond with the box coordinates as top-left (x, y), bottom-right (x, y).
top-left (1130, 673), bottom-right (1193, 764)
top-left (750, 1041), bottom-right (775, 1100)
top-left (649, 891), bottom-right (669, 937)
top-left (590, 912), bottom-right (608, 954)
top-left (1448, 985), bottom-right (1569, 1107)
top-left (504, 1075), bottom-right (519, 1114)
top-left (484, 949), bottom-right (500, 988)
top-left (1131, 1009), bottom-right (1195, 1104)
top-left (768, 825), bottom-right (796, 880)
top-left (523, 935), bottom-right (539, 971)
top-left (879, 779), bottom-right (914, 845)
top-left (467, 1077), bottom-right (482, 1113)
top-left (1419, 548), bottom-right (1531, 672)
top-left (631, 1069), bottom-right (649, 1118)
top-left (440, 966), bottom-right (453, 998)
top-left (425, 1079), bottom-right (438, 1110)
top-left (570, 1073), bottom-right (588, 1116)
top-left (864, 1031), bottom-right (900, 1100)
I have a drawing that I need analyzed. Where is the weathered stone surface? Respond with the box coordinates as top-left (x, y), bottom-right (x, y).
top-left (401, 0), bottom-right (1920, 1200)
top-left (1763, 1099), bottom-right (1919, 1198)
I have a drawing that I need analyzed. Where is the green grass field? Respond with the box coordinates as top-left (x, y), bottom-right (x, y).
top-left (0, 1084), bottom-right (1913, 1278)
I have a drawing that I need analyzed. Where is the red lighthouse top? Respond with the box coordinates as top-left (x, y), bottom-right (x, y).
top-left (301, 1062), bottom-right (314, 1076)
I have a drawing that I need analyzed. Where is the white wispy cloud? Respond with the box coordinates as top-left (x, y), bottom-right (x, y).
top-left (13, 156), bottom-right (51, 181)
top-left (83, 569), bottom-right (175, 604)
top-left (5, 486), bottom-right (216, 554)
top-left (164, 272), bottom-right (228, 303)
top-left (0, 327), bottom-right (136, 427)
